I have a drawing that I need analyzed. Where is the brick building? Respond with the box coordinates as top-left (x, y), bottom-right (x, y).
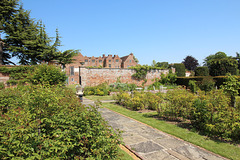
top-left (120, 53), bottom-right (138, 68)
top-left (65, 53), bottom-right (138, 84)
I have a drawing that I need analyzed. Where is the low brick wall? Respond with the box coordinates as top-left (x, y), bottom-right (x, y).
top-left (0, 65), bottom-right (12, 84)
top-left (0, 72), bottom-right (9, 84)
top-left (68, 67), bottom-right (171, 87)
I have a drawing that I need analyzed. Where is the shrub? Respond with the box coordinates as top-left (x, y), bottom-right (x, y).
top-left (198, 77), bottom-right (215, 93)
top-left (195, 66), bottom-right (209, 76)
top-left (188, 80), bottom-right (198, 93)
top-left (109, 82), bottom-right (137, 92)
top-left (0, 82), bottom-right (4, 90)
top-left (0, 85), bottom-right (121, 159)
top-left (160, 70), bottom-right (177, 85)
top-left (84, 83), bottom-right (110, 96)
top-left (164, 88), bottom-right (197, 120)
top-left (190, 90), bottom-right (236, 140)
top-left (235, 96), bottom-right (240, 110)
top-left (173, 63), bottom-right (186, 77)
top-left (146, 92), bottom-right (163, 110)
top-left (220, 73), bottom-right (240, 106)
top-left (30, 64), bottom-right (67, 85)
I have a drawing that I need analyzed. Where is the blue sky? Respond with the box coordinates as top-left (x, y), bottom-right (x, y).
top-left (21, 0), bottom-right (240, 65)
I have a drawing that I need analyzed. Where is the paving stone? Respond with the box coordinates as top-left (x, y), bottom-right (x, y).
top-left (155, 138), bottom-right (187, 149)
top-left (138, 128), bottom-right (167, 140)
top-left (130, 141), bottom-right (164, 153)
top-left (142, 150), bottom-right (178, 160)
top-left (123, 134), bottom-right (148, 145)
top-left (85, 101), bottom-right (226, 160)
top-left (173, 144), bottom-right (224, 160)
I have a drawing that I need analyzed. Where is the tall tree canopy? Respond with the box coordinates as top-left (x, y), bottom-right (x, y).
top-left (155, 62), bottom-right (169, 69)
top-left (0, 0), bottom-right (78, 65)
top-left (182, 55), bottom-right (199, 71)
top-left (203, 51), bottom-right (228, 67)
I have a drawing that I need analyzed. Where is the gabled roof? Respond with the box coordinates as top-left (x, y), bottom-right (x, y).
top-left (120, 55), bottom-right (129, 62)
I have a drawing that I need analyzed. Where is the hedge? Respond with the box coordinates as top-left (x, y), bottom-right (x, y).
top-left (173, 63), bottom-right (185, 77)
top-left (195, 66), bottom-right (209, 76)
top-left (176, 76), bottom-right (228, 88)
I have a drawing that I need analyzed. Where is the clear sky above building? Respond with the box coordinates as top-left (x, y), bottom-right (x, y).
top-left (21, 0), bottom-right (240, 65)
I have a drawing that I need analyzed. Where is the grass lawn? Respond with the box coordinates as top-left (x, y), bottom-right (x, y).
top-left (117, 146), bottom-right (134, 160)
top-left (84, 95), bottom-right (114, 101)
top-left (102, 102), bottom-right (240, 160)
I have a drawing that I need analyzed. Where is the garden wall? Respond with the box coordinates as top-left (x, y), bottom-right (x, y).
top-left (68, 67), bottom-right (171, 87)
top-left (0, 65), bottom-right (11, 84)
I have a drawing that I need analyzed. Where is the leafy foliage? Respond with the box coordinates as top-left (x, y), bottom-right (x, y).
top-left (84, 83), bottom-right (110, 96)
top-left (0, 1), bottom-right (78, 65)
top-left (221, 73), bottom-right (240, 106)
top-left (155, 62), bottom-right (169, 69)
top-left (188, 80), bottom-right (198, 93)
top-left (209, 58), bottom-right (238, 76)
top-left (0, 82), bottom-right (4, 90)
top-left (130, 65), bottom-right (151, 80)
top-left (30, 64), bottom-right (67, 85)
top-left (172, 63), bottom-right (185, 77)
top-left (0, 65), bottom-right (67, 86)
top-left (194, 66), bottom-right (209, 76)
top-left (115, 88), bottom-right (240, 141)
top-left (198, 77), bottom-right (215, 93)
top-left (204, 51), bottom-right (228, 67)
top-left (182, 55), bottom-right (199, 71)
top-left (130, 65), bottom-right (167, 80)
top-left (148, 71), bottom-right (177, 90)
top-left (0, 85), bottom-right (121, 159)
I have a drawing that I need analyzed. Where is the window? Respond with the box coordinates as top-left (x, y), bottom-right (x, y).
top-left (109, 64), bottom-right (111, 68)
top-left (130, 60), bottom-right (132, 63)
top-left (85, 59), bottom-right (88, 62)
top-left (116, 59), bottom-right (119, 62)
top-left (99, 60), bottom-right (102, 63)
top-left (127, 65), bottom-right (130, 68)
top-left (71, 78), bottom-right (74, 82)
top-left (92, 60), bottom-right (95, 62)
top-left (70, 66), bottom-right (74, 76)
top-left (109, 60), bottom-right (111, 62)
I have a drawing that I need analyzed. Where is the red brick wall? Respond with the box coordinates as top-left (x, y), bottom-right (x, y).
top-left (67, 67), bottom-right (171, 87)
top-left (0, 72), bottom-right (9, 84)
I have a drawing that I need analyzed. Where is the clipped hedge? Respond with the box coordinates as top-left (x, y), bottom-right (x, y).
top-left (195, 66), bottom-right (209, 76)
top-left (176, 76), bottom-right (228, 88)
top-left (173, 63), bottom-right (185, 77)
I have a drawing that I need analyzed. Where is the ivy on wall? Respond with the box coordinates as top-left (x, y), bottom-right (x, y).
top-left (130, 65), bottom-right (165, 80)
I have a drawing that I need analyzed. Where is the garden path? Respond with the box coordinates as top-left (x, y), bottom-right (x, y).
top-left (82, 98), bottom-right (227, 160)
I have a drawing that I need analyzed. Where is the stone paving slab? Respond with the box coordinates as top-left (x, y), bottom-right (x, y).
top-left (98, 108), bottom-right (227, 160)
top-left (82, 99), bottom-right (227, 160)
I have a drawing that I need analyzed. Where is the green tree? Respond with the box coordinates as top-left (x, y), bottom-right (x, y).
top-left (209, 58), bottom-right (238, 76)
top-left (203, 51), bottom-right (228, 67)
top-left (155, 62), bottom-right (169, 69)
top-left (0, 1), bottom-right (78, 65)
top-left (0, 0), bottom-right (19, 65)
top-left (151, 60), bottom-right (156, 67)
top-left (4, 5), bottom-right (41, 65)
top-left (56, 49), bottom-right (79, 68)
